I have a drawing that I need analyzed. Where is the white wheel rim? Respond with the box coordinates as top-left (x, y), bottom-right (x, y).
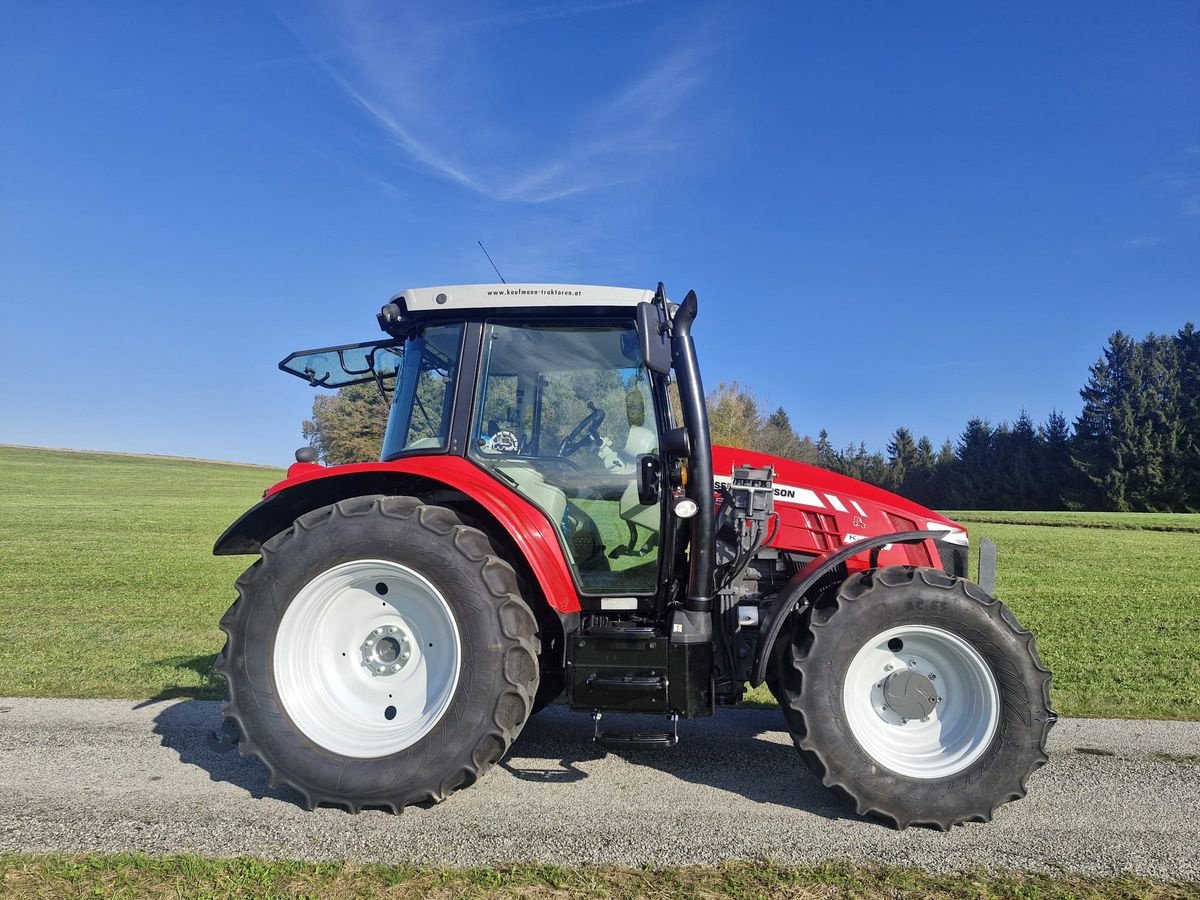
top-left (273, 559), bottom-right (461, 759)
top-left (842, 625), bottom-right (1000, 779)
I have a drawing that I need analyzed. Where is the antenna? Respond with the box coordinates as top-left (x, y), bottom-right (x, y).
top-left (477, 241), bottom-right (506, 284)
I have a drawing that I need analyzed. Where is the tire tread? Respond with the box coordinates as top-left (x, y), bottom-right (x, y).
top-left (215, 495), bottom-right (539, 812)
top-left (778, 565), bottom-right (1055, 830)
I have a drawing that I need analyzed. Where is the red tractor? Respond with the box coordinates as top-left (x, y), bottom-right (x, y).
top-left (213, 283), bottom-right (1055, 829)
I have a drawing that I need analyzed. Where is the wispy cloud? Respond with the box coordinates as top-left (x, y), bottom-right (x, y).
top-left (1124, 235), bottom-right (1167, 249)
top-left (274, 1), bottom-right (714, 203)
top-left (1152, 146), bottom-right (1200, 217)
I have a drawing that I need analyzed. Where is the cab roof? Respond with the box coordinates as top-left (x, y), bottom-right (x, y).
top-left (389, 284), bottom-right (656, 315)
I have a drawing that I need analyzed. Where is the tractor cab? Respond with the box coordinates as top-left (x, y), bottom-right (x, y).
top-left (277, 285), bottom-right (700, 610)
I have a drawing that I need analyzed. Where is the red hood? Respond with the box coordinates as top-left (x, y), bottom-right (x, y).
top-left (712, 444), bottom-right (963, 561)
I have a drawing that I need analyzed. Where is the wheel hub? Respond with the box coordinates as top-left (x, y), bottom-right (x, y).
top-left (882, 668), bottom-right (938, 720)
top-left (360, 624), bottom-right (413, 676)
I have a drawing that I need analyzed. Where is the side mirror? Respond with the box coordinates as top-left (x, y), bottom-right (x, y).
top-left (636, 301), bottom-right (672, 375)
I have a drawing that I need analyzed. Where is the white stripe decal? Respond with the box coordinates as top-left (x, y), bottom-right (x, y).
top-left (850, 500), bottom-right (868, 517)
top-left (824, 494), bottom-right (848, 513)
top-left (788, 486), bottom-right (826, 508)
top-left (927, 521), bottom-right (970, 546)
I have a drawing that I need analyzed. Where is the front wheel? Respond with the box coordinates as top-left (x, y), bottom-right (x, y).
top-left (779, 566), bottom-right (1055, 830)
top-left (216, 495), bottom-right (540, 811)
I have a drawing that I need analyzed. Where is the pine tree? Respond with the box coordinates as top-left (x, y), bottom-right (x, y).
top-left (1176, 323), bottom-right (1200, 508)
top-left (1073, 332), bottom-right (1137, 510)
top-left (904, 435), bottom-right (938, 506)
top-left (815, 429), bottom-right (837, 470)
top-left (1004, 410), bottom-right (1038, 509)
top-left (1139, 334), bottom-right (1185, 510)
top-left (956, 418), bottom-right (995, 508)
top-left (1037, 410), bottom-right (1074, 509)
top-left (1073, 330), bottom-right (1191, 511)
top-left (886, 427), bottom-right (918, 493)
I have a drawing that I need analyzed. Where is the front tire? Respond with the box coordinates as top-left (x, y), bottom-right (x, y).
top-left (216, 495), bottom-right (540, 811)
top-left (779, 566), bottom-right (1055, 830)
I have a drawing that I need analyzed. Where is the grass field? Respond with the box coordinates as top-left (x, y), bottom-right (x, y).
top-left (1, 854), bottom-right (1194, 900)
top-left (0, 446), bottom-right (280, 699)
top-left (941, 510), bottom-right (1200, 533)
top-left (0, 445), bottom-right (1198, 719)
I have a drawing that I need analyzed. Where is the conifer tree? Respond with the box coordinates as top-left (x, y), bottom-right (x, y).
top-left (956, 418), bottom-right (995, 508)
top-left (1037, 410), bottom-right (1074, 509)
top-left (886, 427), bottom-right (918, 492)
top-left (1176, 323), bottom-right (1200, 508)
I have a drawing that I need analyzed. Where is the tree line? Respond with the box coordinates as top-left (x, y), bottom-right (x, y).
top-left (710, 322), bottom-right (1199, 512)
top-left (303, 322), bottom-right (1198, 512)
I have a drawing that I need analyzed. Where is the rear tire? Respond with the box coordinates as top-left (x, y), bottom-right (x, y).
top-left (216, 495), bottom-right (540, 811)
top-left (779, 566), bottom-right (1055, 830)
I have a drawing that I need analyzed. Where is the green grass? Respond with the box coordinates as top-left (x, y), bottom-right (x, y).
top-left (1, 854), bottom-right (1194, 899)
top-left (941, 510), bottom-right (1200, 533)
top-left (947, 517), bottom-right (1200, 720)
top-left (1, 445), bottom-right (1198, 720)
top-left (0, 446), bottom-right (282, 699)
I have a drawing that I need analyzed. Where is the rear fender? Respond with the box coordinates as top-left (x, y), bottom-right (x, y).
top-left (751, 530), bottom-right (949, 686)
top-left (214, 458), bottom-right (582, 615)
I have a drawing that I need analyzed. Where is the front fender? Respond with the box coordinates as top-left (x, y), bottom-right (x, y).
top-left (213, 457), bottom-right (582, 614)
top-left (751, 530), bottom-right (950, 686)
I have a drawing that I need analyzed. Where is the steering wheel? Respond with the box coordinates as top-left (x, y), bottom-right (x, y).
top-left (559, 403), bottom-right (606, 457)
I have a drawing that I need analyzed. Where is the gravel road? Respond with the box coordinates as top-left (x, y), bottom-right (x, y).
top-left (1, 698), bottom-right (1197, 878)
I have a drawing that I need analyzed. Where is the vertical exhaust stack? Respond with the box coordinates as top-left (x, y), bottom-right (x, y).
top-left (670, 290), bottom-right (714, 642)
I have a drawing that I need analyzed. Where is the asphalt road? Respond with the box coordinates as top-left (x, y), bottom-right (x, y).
top-left (1, 698), bottom-right (1197, 878)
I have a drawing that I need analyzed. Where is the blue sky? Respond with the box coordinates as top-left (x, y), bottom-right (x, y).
top-left (2, 1), bottom-right (1197, 466)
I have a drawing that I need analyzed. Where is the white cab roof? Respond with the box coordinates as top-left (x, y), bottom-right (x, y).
top-left (391, 283), bottom-right (656, 313)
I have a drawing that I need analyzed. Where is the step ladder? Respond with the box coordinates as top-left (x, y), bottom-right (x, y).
top-left (592, 711), bottom-right (679, 750)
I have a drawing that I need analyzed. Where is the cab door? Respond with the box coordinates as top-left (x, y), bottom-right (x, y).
top-left (468, 321), bottom-right (665, 597)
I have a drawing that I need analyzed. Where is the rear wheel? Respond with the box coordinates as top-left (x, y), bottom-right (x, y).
top-left (779, 566), bottom-right (1055, 830)
top-left (216, 495), bottom-right (540, 811)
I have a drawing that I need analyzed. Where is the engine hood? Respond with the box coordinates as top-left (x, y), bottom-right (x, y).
top-left (711, 444), bottom-right (966, 561)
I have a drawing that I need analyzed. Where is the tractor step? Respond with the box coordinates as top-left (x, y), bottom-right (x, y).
top-left (592, 711), bottom-right (678, 750)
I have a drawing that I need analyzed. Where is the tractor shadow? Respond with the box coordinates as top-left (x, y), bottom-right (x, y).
top-left (505, 706), bottom-right (858, 823)
top-left (149, 699), bottom-right (306, 806)
top-left (151, 697), bottom-right (857, 822)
